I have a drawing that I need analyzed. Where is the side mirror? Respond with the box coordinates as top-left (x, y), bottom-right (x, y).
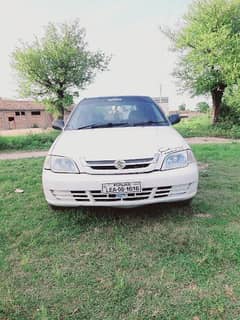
top-left (168, 114), bottom-right (181, 125)
top-left (52, 119), bottom-right (64, 130)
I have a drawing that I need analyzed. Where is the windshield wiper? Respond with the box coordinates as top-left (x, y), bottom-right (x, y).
top-left (77, 122), bottom-right (130, 130)
top-left (132, 121), bottom-right (167, 127)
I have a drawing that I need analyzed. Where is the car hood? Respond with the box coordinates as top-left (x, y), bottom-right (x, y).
top-left (50, 126), bottom-right (189, 160)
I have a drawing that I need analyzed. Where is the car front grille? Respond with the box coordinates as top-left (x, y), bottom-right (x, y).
top-left (51, 184), bottom-right (191, 204)
top-left (86, 158), bottom-right (153, 171)
top-left (154, 186), bottom-right (172, 198)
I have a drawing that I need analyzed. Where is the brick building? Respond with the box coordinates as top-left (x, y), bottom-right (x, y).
top-left (0, 99), bottom-right (53, 130)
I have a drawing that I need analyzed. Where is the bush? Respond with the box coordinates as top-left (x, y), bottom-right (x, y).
top-left (176, 114), bottom-right (240, 139)
top-left (0, 131), bottom-right (59, 152)
top-left (178, 104), bottom-right (186, 111)
top-left (219, 101), bottom-right (240, 125)
top-left (196, 102), bottom-right (210, 113)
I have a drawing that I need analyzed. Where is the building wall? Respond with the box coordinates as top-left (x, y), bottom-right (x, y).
top-left (0, 112), bottom-right (6, 129)
top-left (0, 110), bottom-right (53, 130)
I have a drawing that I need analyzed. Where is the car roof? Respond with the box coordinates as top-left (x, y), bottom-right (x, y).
top-left (81, 96), bottom-right (154, 103)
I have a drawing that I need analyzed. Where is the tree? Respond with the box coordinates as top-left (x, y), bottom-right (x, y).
top-left (220, 81), bottom-right (240, 123)
top-left (12, 20), bottom-right (111, 119)
top-left (196, 101), bottom-right (210, 113)
top-left (161, 0), bottom-right (240, 124)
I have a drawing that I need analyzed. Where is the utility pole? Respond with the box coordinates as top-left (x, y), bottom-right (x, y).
top-left (159, 84), bottom-right (162, 101)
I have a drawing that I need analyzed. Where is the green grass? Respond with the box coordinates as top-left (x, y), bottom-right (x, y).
top-left (1, 144), bottom-right (240, 319)
top-left (176, 114), bottom-right (240, 139)
top-left (0, 131), bottom-right (59, 152)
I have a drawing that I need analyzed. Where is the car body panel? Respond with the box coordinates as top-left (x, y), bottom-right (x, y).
top-left (43, 163), bottom-right (198, 208)
top-left (42, 96), bottom-right (199, 208)
top-left (51, 127), bottom-right (188, 160)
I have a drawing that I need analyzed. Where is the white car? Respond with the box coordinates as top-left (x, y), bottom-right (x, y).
top-left (42, 96), bottom-right (198, 208)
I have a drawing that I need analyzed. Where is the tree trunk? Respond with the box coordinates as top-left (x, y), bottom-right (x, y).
top-left (57, 105), bottom-right (64, 120)
top-left (211, 85), bottom-right (226, 124)
top-left (56, 90), bottom-right (65, 120)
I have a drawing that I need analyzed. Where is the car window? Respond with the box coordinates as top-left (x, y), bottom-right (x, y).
top-left (65, 97), bottom-right (169, 130)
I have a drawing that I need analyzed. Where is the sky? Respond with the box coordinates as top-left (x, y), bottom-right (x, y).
top-left (0, 0), bottom-right (209, 109)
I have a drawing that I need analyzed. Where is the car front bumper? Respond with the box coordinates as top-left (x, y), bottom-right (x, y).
top-left (42, 163), bottom-right (199, 208)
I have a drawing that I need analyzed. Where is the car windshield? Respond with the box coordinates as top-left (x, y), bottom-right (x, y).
top-left (65, 97), bottom-right (169, 130)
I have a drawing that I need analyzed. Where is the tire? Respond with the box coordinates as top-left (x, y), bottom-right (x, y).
top-left (49, 204), bottom-right (64, 211)
top-left (179, 198), bottom-right (193, 206)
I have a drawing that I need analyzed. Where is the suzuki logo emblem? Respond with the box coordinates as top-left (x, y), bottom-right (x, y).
top-left (114, 160), bottom-right (126, 169)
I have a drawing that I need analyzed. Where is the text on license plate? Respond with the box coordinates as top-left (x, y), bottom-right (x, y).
top-left (102, 182), bottom-right (142, 194)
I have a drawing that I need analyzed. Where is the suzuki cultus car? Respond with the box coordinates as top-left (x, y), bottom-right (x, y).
top-left (42, 96), bottom-right (198, 208)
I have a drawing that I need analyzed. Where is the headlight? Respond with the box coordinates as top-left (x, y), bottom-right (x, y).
top-left (161, 150), bottom-right (195, 171)
top-left (44, 156), bottom-right (79, 173)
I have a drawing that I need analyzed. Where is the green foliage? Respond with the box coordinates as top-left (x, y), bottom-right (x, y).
top-left (12, 20), bottom-right (111, 119)
top-left (176, 114), bottom-right (240, 138)
top-left (178, 103), bottom-right (186, 111)
top-left (196, 101), bottom-right (210, 113)
top-left (1, 145), bottom-right (240, 318)
top-left (162, 0), bottom-right (240, 123)
top-left (223, 81), bottom-right (240, 121)
top-left (167, 0), bottom-right (240, 94)
top-left (219, 100), bottom-right (240, 124)
top-left (0, 131), bottom-right (59, 151)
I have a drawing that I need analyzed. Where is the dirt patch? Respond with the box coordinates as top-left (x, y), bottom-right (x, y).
top-left (0, 150), bottom-right (47, 160)
top-left (198, 162), bottom-right (209, 171)
top-left (186, 137), bottom-right (239, 144)
top-left (0, 128), bottom-right (52, 136)
top-left (194, 213), bottom-right (213, 218)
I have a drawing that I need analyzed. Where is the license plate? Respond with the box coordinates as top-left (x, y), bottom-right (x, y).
top-left (102, 182), bottom-right (142, 194)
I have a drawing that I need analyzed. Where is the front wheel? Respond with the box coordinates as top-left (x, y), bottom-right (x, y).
top-left (49, 204), bottom-right (65, 211)
top-left (178, 198), bottom-right (193, 206)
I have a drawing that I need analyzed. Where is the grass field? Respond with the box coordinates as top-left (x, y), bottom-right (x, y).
top-left (0, 144), bottom-right (240, 319)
